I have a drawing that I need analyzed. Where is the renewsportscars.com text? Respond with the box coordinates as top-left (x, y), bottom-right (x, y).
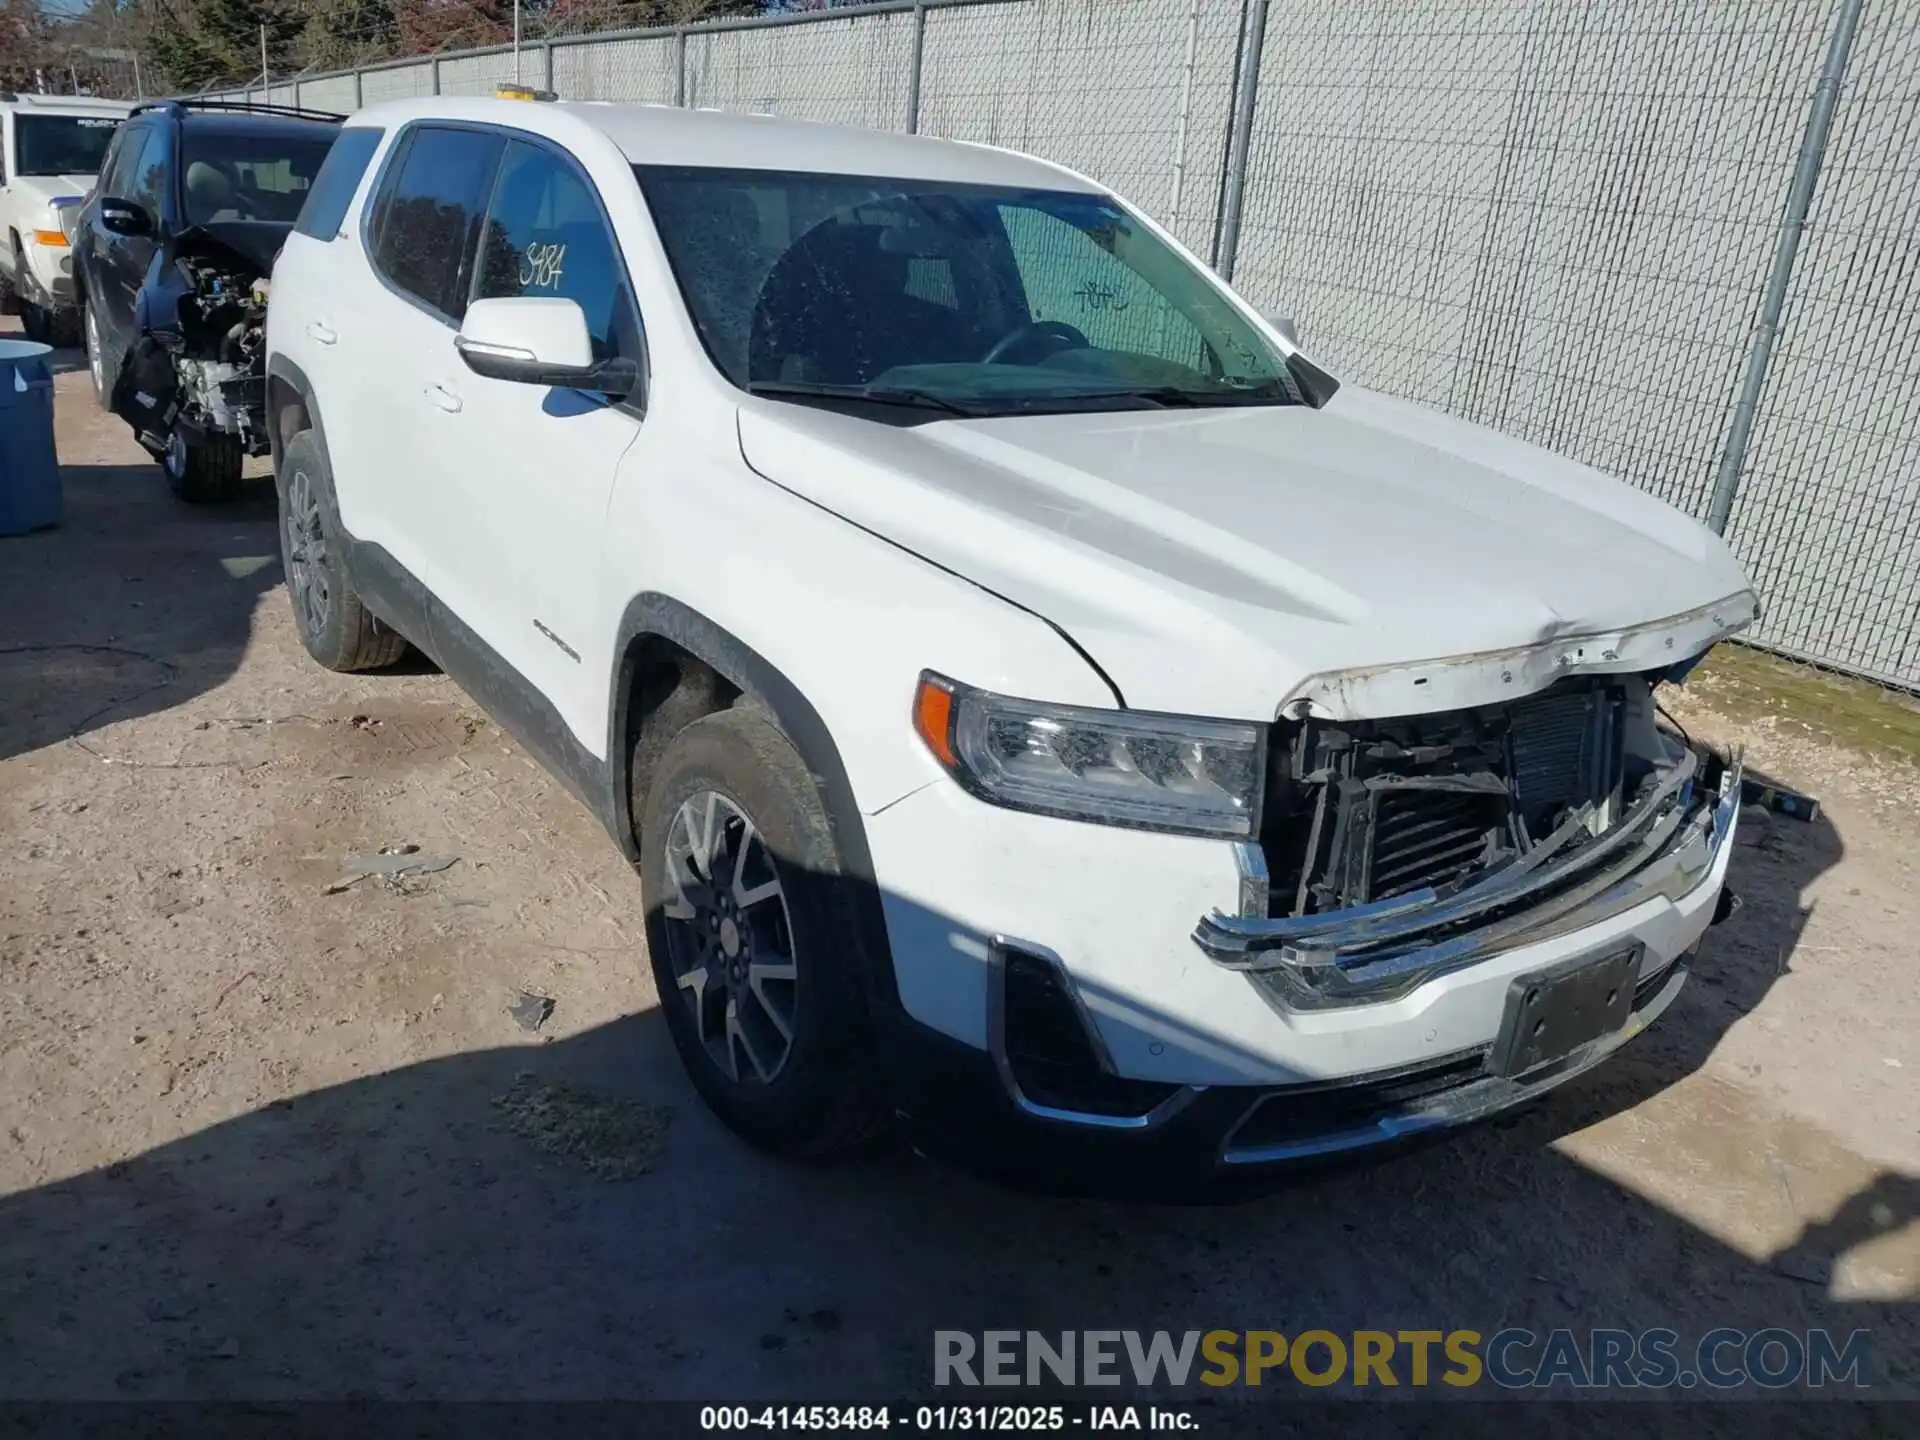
top-left (934, 1328), bottom-right (1873, 1391)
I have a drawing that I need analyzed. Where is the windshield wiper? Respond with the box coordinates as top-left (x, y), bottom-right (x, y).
top-left (1095, 385), bottom-right (1291, 409)
top-left (747, 381), bottom-right (976, 418)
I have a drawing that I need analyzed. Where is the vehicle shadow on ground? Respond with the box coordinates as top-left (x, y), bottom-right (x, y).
top-left (40, 345), bottom-right (90, 379)
top-left (1521, 764), bottom-right (1842, 1134)
top-left (0, 817), bottom-right (1908, 1411)
top-left (0, 460), bottom-right (282, 765)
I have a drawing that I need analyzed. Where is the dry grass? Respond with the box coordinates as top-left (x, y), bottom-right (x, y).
top-left (1685, 644), bottom-right (1920, 767)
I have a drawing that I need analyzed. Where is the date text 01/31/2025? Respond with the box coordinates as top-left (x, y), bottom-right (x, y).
top-left (700, 1405), bottom-right (1196, 1432)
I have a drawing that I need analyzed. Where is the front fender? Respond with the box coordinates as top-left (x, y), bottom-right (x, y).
top-left (596, 446), bottom-right (1118, 834)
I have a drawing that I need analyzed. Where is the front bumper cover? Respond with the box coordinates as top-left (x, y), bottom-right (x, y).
top-left (887, 944), bottom-right (1701, 1196)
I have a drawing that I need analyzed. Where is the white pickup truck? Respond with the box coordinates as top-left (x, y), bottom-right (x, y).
top-left (0, 93), bottom-right (130, 345)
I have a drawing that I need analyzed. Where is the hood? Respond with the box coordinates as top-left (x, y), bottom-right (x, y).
top-left (10, 175), bottom-right (92, 212)
top-left (735, 387), bottom-right (1757, 721)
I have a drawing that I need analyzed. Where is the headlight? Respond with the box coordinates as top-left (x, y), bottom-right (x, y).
top-left (45, 197), bottom-right (82, 244)
top-left (913, 672), bottom-right (1265, 838)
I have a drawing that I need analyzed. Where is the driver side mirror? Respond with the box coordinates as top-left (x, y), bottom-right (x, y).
top-left (99, 197), bottom-right (152, 237)
top-left (455, 296), bottom-right (638, 400)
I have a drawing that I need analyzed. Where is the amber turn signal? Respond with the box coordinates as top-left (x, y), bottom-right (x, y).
top-left (913, 673), bottom-right (958, 769)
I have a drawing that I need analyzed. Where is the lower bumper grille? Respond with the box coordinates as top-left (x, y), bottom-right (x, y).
top-left (1226, 1050), bottom-right (1489, 1152)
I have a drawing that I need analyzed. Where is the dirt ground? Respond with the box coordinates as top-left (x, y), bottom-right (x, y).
top-left (1, 322), bottom-right (1915, 1416)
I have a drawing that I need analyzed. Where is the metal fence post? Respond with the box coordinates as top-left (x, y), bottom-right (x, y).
top-left (353, 67), bottom-right (363, 110)
top-left (1215, 0), bottom-right (1268, 282)
top-left (675, 28), bottom-right (688, 107)
top-left (906, 2), bottom-right (927, 134)
top-left (541, 41), bottom-right (555, 93)
top-left (431, 56), bottom-right (442, 96)
top-left (1706, 0), bottom-right (1866, 536)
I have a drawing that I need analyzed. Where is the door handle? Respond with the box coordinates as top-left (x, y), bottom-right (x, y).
top-left (424, 384), bottom-right (463, 414)
top-left (305, 321), bottom-right (337, 346)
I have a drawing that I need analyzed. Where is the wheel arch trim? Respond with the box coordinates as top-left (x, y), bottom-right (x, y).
top-left (609, 593), bottom-right (900, 1013)
top-left (264, 352), bottom-right (327, 474)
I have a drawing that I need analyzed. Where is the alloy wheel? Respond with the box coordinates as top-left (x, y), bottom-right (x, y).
top-left (85, 306), bottom-right (102, 396)
top-left (283, 465), bottom-right (332, 639)
top-left (660, 790), bottom-right (799, 1085)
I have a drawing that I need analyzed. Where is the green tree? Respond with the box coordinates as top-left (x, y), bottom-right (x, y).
top-left (301, 0), bottom-right (397, 72)
top-left (142, 0), bottom-right (304, 91)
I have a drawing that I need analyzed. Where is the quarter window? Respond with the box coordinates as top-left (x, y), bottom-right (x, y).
top-left (369, 125), bottom-right (503, 322)
top-left (472, 140), bottom-right (641, 363)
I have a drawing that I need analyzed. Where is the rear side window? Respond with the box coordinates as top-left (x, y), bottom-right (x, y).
top-left (294, 127), bottom-right (382, 241)
top-left (368, 125), bottom-right (503, 323)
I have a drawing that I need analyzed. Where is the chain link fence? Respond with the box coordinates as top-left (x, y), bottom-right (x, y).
top-left (183, 0), bottom-right (1918, 689)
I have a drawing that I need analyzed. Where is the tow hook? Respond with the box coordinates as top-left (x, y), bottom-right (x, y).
top-left (1712, 886), bottom-right (1741, 926)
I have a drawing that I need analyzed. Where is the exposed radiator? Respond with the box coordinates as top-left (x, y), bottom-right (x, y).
top-left (1263, 680), bottom-right (1628, 917)
top-left (1509, 686), bottom-right (1625, 836)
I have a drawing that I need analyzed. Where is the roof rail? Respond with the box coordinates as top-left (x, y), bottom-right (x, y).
top-left (0, 91), bottom-right (135, 108)
top-left (131, 98), bottom-right (346, 124)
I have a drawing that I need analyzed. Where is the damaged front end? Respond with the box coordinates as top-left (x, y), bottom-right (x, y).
top-left (1195, 670), bottom-right (1739, 1010)
top-left (110, 231), bottom-right (271, 468)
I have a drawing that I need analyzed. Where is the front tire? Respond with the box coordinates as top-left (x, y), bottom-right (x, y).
top-left (640, 706), bottom-right (888, 1158)
top-left (163, 427), bottom-right (244, 504)
top-left (83, 299), bottom-right (113, 410)
top-left (277, 428), bottom-right (408, 672)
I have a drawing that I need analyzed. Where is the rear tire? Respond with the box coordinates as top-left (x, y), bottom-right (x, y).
top-left (640, 705), bottom-right (889, 1159)
top-left (163, 427), bottom-right (244, 505)
top-left (278, 428), bottom-right (408, 672)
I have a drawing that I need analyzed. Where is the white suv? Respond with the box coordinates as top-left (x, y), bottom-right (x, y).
top-left (0, 93), bottom-right (130, 345)
top-left (265, 97), bottom-right (1754, 1192)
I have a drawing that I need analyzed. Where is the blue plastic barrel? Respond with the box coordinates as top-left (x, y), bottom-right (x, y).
top-left (0, 337), bottom-right (59, 536)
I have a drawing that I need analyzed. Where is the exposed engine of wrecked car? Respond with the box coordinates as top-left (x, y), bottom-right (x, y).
top-left (111, 239), bottom-right (270, 463)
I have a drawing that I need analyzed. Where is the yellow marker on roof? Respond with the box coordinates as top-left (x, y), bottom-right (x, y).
top-left (495, 85), bottom-right (557, 102)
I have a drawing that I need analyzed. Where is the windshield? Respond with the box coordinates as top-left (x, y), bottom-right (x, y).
top-left (181, 129), bottom-right (336, 227)
top-left (635, 165), bottom-right (1304, 417)
top-left (13, 115), bottom-right (119, 177)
